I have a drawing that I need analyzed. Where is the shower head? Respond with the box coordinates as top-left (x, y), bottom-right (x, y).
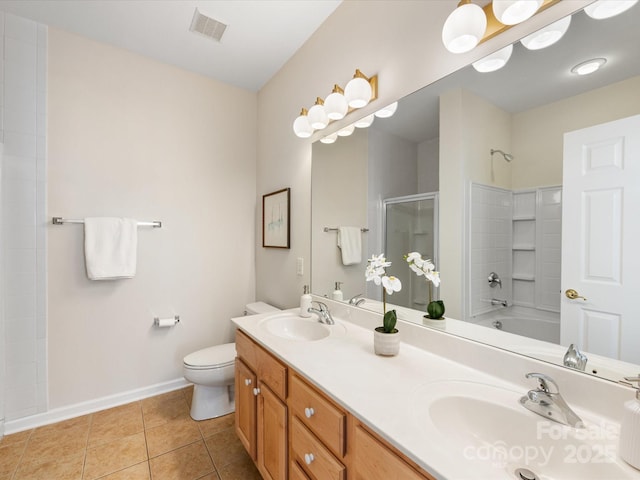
top-left (491, 148), bottom-right (514, 162)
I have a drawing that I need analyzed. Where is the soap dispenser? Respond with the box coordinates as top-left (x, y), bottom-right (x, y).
top-left (300, 285), bottom-right (312, 318)
top-left (620, 375), bottom-right (640, 470)
top-left (332, 282), bottom-right (344, 301)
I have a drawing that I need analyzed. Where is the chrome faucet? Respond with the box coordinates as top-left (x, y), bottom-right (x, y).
top-left (308, 301), bottom-right (335, 325)
top-left (520, 373), bottom-right (584, 428)
top-left (563, 344), bottom-right (588, 371)
top-left (488, 272), bottom-right (502, 288)
top-left (491, 298), bottom-right (508, 307)
top-left (348, 293), bottom-right (365, 306)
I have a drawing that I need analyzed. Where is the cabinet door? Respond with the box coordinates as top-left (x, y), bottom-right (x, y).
top-left (257, 382), bottom-right (288, 480)
top-left (235, 358), bottom-right (257, 460)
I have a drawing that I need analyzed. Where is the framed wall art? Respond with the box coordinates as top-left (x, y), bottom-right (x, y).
top-left (262, 188), bottom-right (290, 248)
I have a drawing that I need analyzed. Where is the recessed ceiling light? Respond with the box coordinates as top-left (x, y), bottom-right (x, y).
top-left (571, 58), bottom-right (607, 76)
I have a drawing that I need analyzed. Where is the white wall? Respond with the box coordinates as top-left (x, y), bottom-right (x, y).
top-left (417, 137), bottom-right (439, 194)
top-left (47, 29), bottom-right (257, 409)
top-left (1, 12), bottom-right (48, 421)
top-left (255, 0), bottom-right (590, 312)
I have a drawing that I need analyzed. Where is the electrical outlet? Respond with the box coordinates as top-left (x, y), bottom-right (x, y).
top-left (296, 257), bottom-right (304, 276)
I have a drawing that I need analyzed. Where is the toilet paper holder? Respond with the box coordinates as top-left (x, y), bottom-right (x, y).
top-left (153, 315), bottom-right (181, 327)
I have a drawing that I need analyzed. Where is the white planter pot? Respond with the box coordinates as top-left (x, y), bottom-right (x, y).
top-left (373, 329), bottom-right (400, 356)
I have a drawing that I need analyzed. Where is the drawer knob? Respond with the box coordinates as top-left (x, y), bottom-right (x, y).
top-left (304, 407), bottom-right (315, 418)
top-left (304, 453), bottom-right (315, 465)
top-left (253, 387), bottom-right (260, 396)
top-left (244, 378), bottom-right (252, 386)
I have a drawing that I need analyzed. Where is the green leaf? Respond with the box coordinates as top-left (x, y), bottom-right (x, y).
top-left (383, 309), bottom-right (397, 333)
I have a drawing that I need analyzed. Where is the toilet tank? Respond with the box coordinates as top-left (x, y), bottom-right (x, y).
top-left (244, 301), bottom-right (280, 316)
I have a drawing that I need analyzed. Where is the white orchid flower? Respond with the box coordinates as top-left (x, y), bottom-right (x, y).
top-left (425, 270), bottom-right (440, 287)
top-left (381, 275), bottom-right (402, 295)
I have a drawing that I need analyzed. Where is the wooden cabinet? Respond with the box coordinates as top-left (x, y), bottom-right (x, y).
top-left (235, 331), bottom-right (288, 480)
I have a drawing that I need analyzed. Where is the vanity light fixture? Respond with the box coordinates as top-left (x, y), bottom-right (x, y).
top-left (293, 108), bottom-right (313, 138)
top-left (308, 98), bottom-right (329, 130)
top-left (472, 44), bottom-right (513, 72)
top-left (584, 0), bottom-right (638, 19)
top-left (324, 85), bottom-right (348, 120)
top-left (374, 102), bottom-right (399, 118)
top-left (354, 114), bottom-right (375, 129)
top-left (442, 0), bottom-right (488, 54)
top-left (571, 58), bottom-right (607, 76)
top-left (337, 124), bottom-right (355, 137)
top-left (344, 70), bottom-right (376, 108)
top-left (320, 133), bottom-right (338, 144)
top-left (492, 0), bottom-right (542, 25)
top-left (521, 14), bottom-right (571, 50)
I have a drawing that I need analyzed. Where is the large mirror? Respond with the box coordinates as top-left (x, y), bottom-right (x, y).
top-left (311, 5), bottom-right (640, 383)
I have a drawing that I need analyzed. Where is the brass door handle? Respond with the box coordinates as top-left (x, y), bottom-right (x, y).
top-left (565, 289), bottom-right (587, 301)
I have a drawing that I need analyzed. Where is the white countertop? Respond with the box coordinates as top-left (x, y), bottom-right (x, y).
top-left (232, 305), bottom-right (640, 480)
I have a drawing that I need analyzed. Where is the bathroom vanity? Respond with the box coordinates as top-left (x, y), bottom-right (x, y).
top-left (232, 300), bottom-right (640, 480)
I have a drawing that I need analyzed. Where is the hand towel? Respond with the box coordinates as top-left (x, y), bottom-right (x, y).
top-left (337, 226), bottom-right (362, 266)
top-left (84, 217), bottom-right (138, 280)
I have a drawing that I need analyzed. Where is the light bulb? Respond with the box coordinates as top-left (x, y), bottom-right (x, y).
top-left (293, 110), bottom-right (313, 138)
top-left (354, 114), bottom-right (375, 128)
top-left (345, 72), bottom-right (373, 108)
top-left (337, 124), bottom-right (355, 137)
top-left (320, 133), bottom-right (338, 144)
top-left (442, 2), bottom-right (487, 54)
top-left (521, 15), bottom-right (571, 50)
top-left (308, 100), bottom-right (329, 130)
top-left (472, 44), bottom-right (513, 72)
top-left (375, 102), bottom-right (399, 118)
top-left (585, 0), bottom-right (638, 19)
top-left (493, 0), bottom-right (542, 25)
top-left (324, 88), bottom-right (348, 120)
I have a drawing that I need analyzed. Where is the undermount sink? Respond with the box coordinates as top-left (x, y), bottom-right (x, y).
top-left (412, 380), bottom-right (635, 479)
top-left (259, 312), bottom-right (345, 341)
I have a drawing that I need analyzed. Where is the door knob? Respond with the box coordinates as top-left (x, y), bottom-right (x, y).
top-left (565, 289), bottom-right (587, 301)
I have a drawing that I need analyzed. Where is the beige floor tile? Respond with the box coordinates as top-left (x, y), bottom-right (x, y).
top-left (97, 462), bottom-right (151, 480)
top-left (216, 456), bottom-right (261, 480)
top-left (34, 415), bottom-right (91, 439)
top-left (203, 428), bottom-right (247, 469)
top-left (0, 441), bottom-right (27, 477)
top-left (83, 432), bottom-right (148, 480)
top-left (145, 416), bottom-right (202, 458)
top-left (0, 430), bottom-right (33, 447)
top-left (194, 474), bottom-right (220, 480)
top-left (13, 452), bottom-right (84, 480)
top-left (142, 392), bottom-right (190, 430)
top-left (182, 386), bottom-right (194, 408)
top-left (149, 441), bottom-right (214, 480)
top-left (21, 424), bottom-right (88, 465)
top-left (88, 403), bottom-right (144, 447)
top-left (197, 414), bottom-right (234, 439)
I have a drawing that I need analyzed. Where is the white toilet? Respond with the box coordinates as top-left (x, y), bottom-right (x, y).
top-left (183, 301), bottom-right (279, 421)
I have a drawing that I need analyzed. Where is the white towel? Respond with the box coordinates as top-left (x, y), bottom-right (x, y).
top-left (337, 226), bottom-right (362, 266)
top-left (84, 217), bottom-right (138, 280)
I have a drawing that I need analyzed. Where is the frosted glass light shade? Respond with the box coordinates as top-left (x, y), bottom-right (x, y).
top-left (354, 114), bottom-right (374, 128)
top-left (320, 133), bottom-right (338, 144)
top-left (337, 124), bottom-right (355, 137)
top-left (442, 3), bottom-right (487, 54)
top-left (345, 77), bottom-right (372, 108)
top-left (472, 44), bottom-right (513, 72)
top-left (308, 103), bottom-right (329, 130)
top-left (293, 114), bottom-right (313, 138)
top-left (571, 58), bottom-right (606, 76)
top-left (521, 15), bottom-right (571, 50)
top-left (493, 0), bottom-right (542, 25)
top-left (324, 91), bottom-right (348, 120)
top-left (585, 0), bottom-right (638, 19)
top-left (374, 102), bottom-right (398, 118)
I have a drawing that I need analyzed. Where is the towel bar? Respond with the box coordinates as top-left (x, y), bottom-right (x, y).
top-left (324, 227), bottom-right (369, 233)
top-left (52, 217), bottom-right (162, 228)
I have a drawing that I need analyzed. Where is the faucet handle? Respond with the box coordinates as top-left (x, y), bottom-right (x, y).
top-left (525, 373), bottom-right (559, 394)
top-left (311, 300), bottom-right (328, 311)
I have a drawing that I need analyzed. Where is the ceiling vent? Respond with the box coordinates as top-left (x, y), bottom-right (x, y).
top-left (190, 8), bottom-right (227, 42)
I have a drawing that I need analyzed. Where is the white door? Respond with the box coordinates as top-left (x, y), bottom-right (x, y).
top-left (561, 114), bottom-right (640, 364)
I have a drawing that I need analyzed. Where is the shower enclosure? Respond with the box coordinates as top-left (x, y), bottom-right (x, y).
top-left (383, 192), bottom-right (439, 311)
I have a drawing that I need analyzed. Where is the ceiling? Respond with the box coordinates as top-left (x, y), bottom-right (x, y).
top-left (0, 0), bottom-right (342, 91)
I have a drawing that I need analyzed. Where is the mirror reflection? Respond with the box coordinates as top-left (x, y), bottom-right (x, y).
top-left (311, 5), bottom-right (640, 383)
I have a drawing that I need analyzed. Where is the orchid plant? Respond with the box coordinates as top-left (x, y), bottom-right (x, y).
top-left (366, 253), bottom-right (402, 333)
top-left (405, 252), bottom-right (445, 319)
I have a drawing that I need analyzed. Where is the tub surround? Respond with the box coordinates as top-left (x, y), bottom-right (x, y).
top-left (232, 297), bottom-right (639, 479)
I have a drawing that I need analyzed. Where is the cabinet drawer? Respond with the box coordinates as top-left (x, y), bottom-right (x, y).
top-left (236, 330), bottom-right (287, 399)
top-left (289, 374), bottom-right (346, 457)
top-left (352, 424), bottom-right (433, 480)
top-left (291, 417), bottom-right (345, 480)
top-left (290, 461), bottom-right (311, 480)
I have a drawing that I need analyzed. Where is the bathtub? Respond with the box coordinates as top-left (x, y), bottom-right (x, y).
top-left (472, 306), bottom-right (560, 344)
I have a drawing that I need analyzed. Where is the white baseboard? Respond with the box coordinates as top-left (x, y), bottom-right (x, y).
top-left (4, 377), bottom-right (191, 435)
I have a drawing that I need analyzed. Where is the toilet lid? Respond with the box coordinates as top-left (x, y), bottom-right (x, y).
top-left (184, 343), bottom-right (236, 368)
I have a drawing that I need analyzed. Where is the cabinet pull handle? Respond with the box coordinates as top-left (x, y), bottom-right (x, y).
top-left (244, 378), bottom-right (252, 386)
top-left (304, 453), bottom-right (315, 465)
top-left (304, 407), bottom-right (315, 418)
top-left (253, 387), bottom-right (260, 396)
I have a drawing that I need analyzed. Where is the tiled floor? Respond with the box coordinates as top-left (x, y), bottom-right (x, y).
top-left (0, 387), bottom-right (262, 480)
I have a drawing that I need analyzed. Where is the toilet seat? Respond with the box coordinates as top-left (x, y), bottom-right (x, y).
top-left (183, 343), bottom-right (236, 370)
